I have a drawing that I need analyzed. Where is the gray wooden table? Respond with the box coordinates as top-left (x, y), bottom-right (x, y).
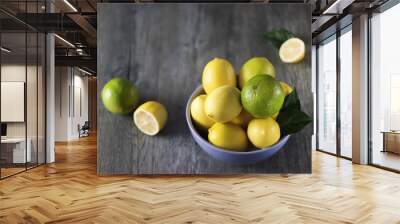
top-left (98, 3), bottom-right (313, 174)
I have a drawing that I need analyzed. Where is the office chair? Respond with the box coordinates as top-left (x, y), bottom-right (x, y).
top-left (79, 121), bottom-right (90, 138)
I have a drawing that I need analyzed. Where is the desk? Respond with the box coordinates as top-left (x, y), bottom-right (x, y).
top-left (382, 131), bottom-right (400, 154)
top-left (1, 138), bottom-right (31, 163)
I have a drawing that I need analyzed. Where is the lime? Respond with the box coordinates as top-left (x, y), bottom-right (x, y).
top-left (101, 78), bottom-right (139, 114)
top-left (279, 38), bottom-right (305, 63)
top-left (208, 123), bottom-right (247, 151)
top-left (205, 85), bottom-right (242, 123)
top-left (239, 57), bottom-right (276, 89)
top-left (202, 58), bottom-right (236, 94)
top-left (133, 101), bottom-right (168, 136)
top-left (190, 94), bottom-right (215, 130)
top-left (241, 75), bottom-right (285, 118)
top-left (247, 118), bottom-right (280, 148)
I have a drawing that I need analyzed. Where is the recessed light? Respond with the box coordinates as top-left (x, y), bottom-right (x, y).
top-left (54, 34), bottom-right (75, 48)
top-left (1, 47), bottom-right (11, 53)
top-left (78, 67), bottom-right (93, 76)
top-left (63, 0), bottom-right (78, 12)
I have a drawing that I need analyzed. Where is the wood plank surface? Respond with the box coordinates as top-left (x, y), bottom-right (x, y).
top-left (1, 135), bottom-right (400, 223)
top-left (97, 3), bottom-right (313, 174)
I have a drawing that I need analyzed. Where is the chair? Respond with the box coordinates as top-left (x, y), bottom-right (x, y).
top-left (78, 121), bottom-right (90, 138)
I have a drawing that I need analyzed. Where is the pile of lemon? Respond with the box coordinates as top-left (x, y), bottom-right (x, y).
top-left (190, 57), bottom-right (294, 151)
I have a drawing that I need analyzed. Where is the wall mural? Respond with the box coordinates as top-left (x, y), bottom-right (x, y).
top-left (97, 3), bottom-right (313, 174)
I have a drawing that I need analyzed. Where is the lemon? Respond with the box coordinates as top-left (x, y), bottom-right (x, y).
top-left (247, 118), bottom-right (280, 148)
top-left (280, 81), bottom-right (293, 96)
top-left (279, 38), bottom-right (305, 63)
top-left (231, 110), bottom-right (253, 127)
top-left (239, 57), bottom-right (276, 89)
top-left (205, 85), bottom-right (242, 123)
top-left (208, 123), bottom-right (247, 151)
top-left (133, 101), bottom-right (168, 136)
top-left (202, 58), bottom-right (236, 94)
top-left (190, 94), bottom-right (215, 130)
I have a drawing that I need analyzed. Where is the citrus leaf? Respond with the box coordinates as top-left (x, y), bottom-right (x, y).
top-left (277, 108), bottom-right (312, 135)
top-left (264, 28), bottom-right (294, 49)
top-left (281, 89), bottom-right (300, 111)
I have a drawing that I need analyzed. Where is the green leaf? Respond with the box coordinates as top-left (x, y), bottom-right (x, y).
top-left (277, 108), bottom-right (312, 135)
top-left (281, 89), bottom-right (300, 111)
top-left (264, 28), bottom-right (294, 49)
top-left (276, 88), bottom-right (312, 135)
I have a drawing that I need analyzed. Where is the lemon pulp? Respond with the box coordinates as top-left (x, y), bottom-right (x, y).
top-left (133, 101), bottom-right (167, 136)
top-left (279, 38), bottom-right (305, 64)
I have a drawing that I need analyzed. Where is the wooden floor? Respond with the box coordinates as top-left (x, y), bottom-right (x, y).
top-left (1, 135), bottom-right (400, 224)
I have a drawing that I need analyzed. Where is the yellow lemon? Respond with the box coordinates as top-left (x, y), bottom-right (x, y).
top-left (279, 38), bottom-right (305, 63)
top-left (280, 81), bottom-right (293, 96)
top-left (202, 58), bottom-right (236, 94)
top-left (231, 110), bottom-right (253, 127)
top-left (190, 94), bottom-right (215, 130)
top-left (133, 101), bottom-right (168, 136)
top-left (208, 123), bottom-right (247, 151)
top-left (205, 85), bottom-right (242, 123)
top-left (239, 57), bottom-right (276, 89)
top-left (247, 118), bottom-right (280, 148)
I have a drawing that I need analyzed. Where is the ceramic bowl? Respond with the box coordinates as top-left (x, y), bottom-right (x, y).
top-left (185, 85), bottom-right (290, 165)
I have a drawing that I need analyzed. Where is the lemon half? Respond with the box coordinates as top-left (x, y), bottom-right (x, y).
top-left (133, 101), bottom-right (168, 136)
top-left (279, 38), bottom-right (305, 64)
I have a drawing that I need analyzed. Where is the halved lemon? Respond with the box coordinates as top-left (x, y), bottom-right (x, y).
top-left (279, 38), bottom-right (305, 64)
top-left (133, 101), bottom-right (168, 136)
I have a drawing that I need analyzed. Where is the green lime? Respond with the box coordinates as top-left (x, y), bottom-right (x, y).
top-left (241, 75), bottom-right (284, 118)
top-left (101, 77), bottom-right (139, 114)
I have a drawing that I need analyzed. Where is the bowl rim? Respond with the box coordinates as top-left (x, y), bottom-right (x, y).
top-left (186, 85), bottom-right (290, 155)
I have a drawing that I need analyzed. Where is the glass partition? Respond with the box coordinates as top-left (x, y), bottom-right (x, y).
top-left (0, 3), bottom-right (46, 179)
top-left (1, 30), bottom-right (28, 177)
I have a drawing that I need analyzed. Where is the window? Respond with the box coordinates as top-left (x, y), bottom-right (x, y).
top-left (339, 28), bottom-right (352, 158)
top-left (317, 36), bottom-right (337, 154)
top-left (370, 3), bottom-right (400, 171)
top-left (316, 25), bottom-right (353, 158)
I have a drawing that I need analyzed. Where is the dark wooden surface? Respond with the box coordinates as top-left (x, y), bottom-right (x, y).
top-left (97, 3), bottom-right (312, 174)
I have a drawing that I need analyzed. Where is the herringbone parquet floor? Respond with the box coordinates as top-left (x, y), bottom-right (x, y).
top-left (1, 134), bottom-right (400, 224)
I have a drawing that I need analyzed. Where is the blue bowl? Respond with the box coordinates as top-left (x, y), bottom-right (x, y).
top-left (186, 86), bottom-right (291, 165)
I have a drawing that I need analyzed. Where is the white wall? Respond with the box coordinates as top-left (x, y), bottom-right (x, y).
top-left (55, 67), bottom-right (89, 141)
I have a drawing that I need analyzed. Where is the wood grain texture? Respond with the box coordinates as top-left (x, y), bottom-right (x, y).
top-left (97, 4), bottom-right (313, 174)
top-left (1, 135), bottom-right (400, 223)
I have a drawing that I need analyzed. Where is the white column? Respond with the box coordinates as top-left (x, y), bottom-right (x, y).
top-left (352, 14), bottom-right (369, 164)
top-left (46, 1), bottom-right (56, 163)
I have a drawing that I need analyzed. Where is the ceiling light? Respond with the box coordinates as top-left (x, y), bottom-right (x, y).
top-left (63, 0), bottom-right (78, 12)
top-left (78, 67), bottom-right (93, 76)
top-left (1, 47), bottom-right (11, 53)
top-left (54, 34), bottom-right (75, 48)
top-left (323, 0), bottom-right (343, 14)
